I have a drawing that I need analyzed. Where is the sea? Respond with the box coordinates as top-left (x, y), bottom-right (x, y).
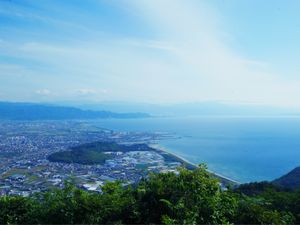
top-left (91, 116), bottom-right (300, 183)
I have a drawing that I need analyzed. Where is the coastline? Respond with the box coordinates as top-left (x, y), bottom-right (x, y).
top-left (149, 143), bottom-right (241, 185)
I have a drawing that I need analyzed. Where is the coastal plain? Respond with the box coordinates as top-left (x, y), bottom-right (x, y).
top-left (0, 121), bottom-right (205, 196)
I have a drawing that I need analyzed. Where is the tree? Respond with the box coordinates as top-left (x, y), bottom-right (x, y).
top-left (135, 164), bottom-right (237, 224)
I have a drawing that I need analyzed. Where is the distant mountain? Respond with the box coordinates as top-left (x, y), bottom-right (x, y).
top-left (0, 102), bottom-right (150, 120)
top-left (273, 167), bottom-right (300, 190)
top-left (59, 101), bottom-right (300, 117)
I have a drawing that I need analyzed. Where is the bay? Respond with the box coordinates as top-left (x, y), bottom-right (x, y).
top-left (91, 116), bottom-right (300, 183)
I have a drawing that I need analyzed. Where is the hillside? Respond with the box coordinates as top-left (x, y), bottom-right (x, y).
top-left (48, 149), bottom-right (111, 165)
top-left (273, 166), bottom-right (300, 190)
top-left (1, 166), bottom-right (299, 224)
top-left (0, 102), bottom-right (149, 120)
top-left (48, 142), bottom-right (155, 164)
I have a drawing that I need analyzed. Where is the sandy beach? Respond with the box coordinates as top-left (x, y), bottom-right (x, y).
top-left (149, 143), bottom-right (241, 185)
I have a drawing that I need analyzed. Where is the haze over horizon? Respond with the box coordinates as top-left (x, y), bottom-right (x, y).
top-left (1, 0), bottom-right (300, 108)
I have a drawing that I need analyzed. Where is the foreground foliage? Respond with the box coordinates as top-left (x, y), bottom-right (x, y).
top-left (0, 165), bottom-right (299, 224)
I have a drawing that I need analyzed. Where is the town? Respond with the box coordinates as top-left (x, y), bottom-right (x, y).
top-left (0, 121), bottom-right (181, 196)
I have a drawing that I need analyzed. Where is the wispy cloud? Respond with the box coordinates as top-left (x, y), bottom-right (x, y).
top-left (75, 88), bottom-right (108, 96)
top-left (119, 0), bottom-right (300, 106)
top-left (35, 89), bottom-right (51, 95)
top-left (0, 0), bottom-right (300, 107)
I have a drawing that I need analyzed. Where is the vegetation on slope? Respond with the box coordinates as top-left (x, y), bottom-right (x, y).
top-left (47, 142), bottom-right (154, 165)
top-left (0, 165), bottom-right (299, 224)
top-left (48, 149), bottom-right (111, 164)
top-left (273, 166), bottom-right (300, 190)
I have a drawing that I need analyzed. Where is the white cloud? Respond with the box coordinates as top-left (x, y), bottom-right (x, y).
top-left (117, 0), bottom-right (300, 107)
top-left (75, 88), bottom-right (108, 96)
top-left (2, 0), bottom-right (300, 107)
top-left (35, 89), bottom-right (52, 96)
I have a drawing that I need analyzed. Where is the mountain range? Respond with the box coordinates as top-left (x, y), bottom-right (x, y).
top-left (0, 102), bottom-right (150, 120)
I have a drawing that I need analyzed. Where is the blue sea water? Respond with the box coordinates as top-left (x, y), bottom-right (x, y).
top-left (91, 116), bottom-right (300, 183)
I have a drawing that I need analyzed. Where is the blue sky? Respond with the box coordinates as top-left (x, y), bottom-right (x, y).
top-left (1, 0), bottom-right (300, 107)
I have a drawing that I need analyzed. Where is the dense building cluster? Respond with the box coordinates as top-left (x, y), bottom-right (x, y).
top-left (0, 121), bottom-right (179, 196)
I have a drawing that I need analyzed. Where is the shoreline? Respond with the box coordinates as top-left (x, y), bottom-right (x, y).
top-left (149, 143), bottom-right (241, 185)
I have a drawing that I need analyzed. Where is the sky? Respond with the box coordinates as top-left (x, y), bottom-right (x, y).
top-left (1, 0), bottom-right (300, 107)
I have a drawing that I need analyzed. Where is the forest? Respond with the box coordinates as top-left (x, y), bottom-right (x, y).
top-left (0, 165), bottom-right (299, 225)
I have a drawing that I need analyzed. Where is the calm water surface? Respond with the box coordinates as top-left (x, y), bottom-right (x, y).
top-left (91, 117), bottom-right (300, 183)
